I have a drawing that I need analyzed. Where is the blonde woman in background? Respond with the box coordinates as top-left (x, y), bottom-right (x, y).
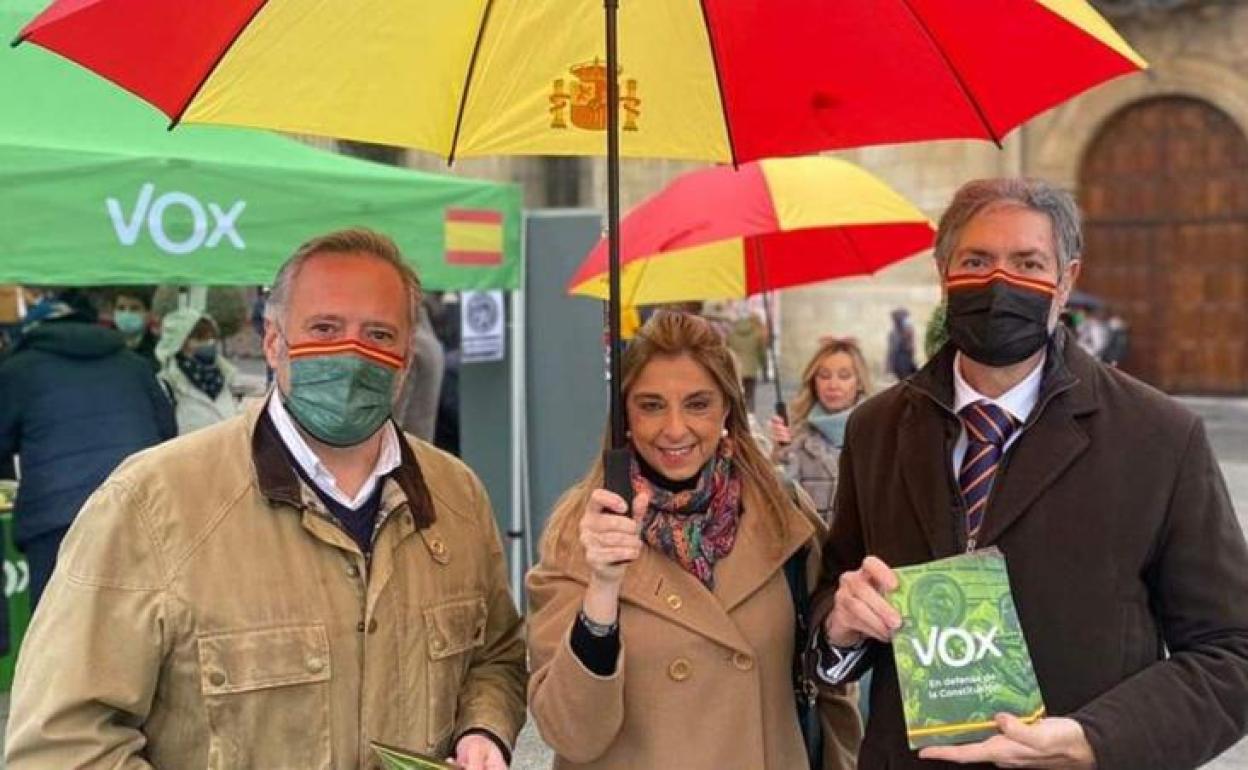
top-left (770, 338), bottom-right (870, 525)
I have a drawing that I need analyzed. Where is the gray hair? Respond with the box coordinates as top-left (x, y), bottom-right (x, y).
top-left (264, 227), bottom-right (423, 347)
top-left (933, 178), bottom-right (1083, 274)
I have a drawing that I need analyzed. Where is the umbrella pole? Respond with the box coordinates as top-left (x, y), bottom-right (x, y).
top-left (602, 0), bottom-right (633, 504)
top-left (753, 244), bottom-right (788, 425)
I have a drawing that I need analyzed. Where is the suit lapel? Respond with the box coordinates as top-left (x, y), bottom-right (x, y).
top-left (977, 381), bottom-right (1093, 548)
top-left (618, 546), bottom-right (754, 654)
top-left (896, 394), bottom-right (960, 559)
top-left (713, 487), bottom-right (813, 613)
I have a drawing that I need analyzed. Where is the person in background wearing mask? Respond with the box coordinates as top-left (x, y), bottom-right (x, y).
top-left (155, 308), bottom-right (239, 435)
top-left (769, 337), bottom-right (870, 525)
top-left (6, 229), bottom-right (527, 770)
top-left (0, 288), bottom-right (174, 606)
top-left (812, 178), bottom-right (1248, 770)
top-left (110, 287), bottom-right (160, 372)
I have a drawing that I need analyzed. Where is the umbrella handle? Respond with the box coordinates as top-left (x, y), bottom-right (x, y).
top-left (775, 401), bottom-right (789, 425)
top-left (603, 447), bottom-right (635, 513)
top-left (774, 401), bottom-right (791, 446)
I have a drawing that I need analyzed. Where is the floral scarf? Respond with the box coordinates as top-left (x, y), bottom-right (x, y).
top-left (631, 439), bottom-right (743, 589)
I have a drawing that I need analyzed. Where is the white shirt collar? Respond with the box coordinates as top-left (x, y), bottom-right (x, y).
top-left (952, 351), bottom-right (1046, 426)
top-left (266, 394), bottom-right (402, 510)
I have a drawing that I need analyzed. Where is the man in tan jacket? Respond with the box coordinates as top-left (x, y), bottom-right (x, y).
top-left (5, 228), bottom-right (527, 770)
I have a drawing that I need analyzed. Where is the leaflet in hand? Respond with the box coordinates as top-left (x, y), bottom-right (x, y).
top-left (888, 547), bottom-right (1046, 749)
top-left (370, 741), bottom-right (455, 770)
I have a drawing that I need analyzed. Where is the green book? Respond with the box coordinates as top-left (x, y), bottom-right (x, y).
top-left (370, 742), bottom-right (455, 770)
top-left (887, 547), bottom-right (1046, 749)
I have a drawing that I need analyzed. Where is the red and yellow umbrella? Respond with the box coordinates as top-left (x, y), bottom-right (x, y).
top-left (16, 1), bottom-right (1145, 163)
top-left (568, 156), bottom-right (935, 305)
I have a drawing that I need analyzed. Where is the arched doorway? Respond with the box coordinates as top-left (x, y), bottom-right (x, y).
top-left (1079, 96), bottom-right (1248, 394)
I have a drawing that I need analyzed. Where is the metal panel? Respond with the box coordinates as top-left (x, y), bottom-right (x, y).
top-left (522, 211), bottom-right (608, 566)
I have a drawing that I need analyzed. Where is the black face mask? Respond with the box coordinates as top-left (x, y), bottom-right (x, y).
top-left (945, 271), bottom-right (1057, 367)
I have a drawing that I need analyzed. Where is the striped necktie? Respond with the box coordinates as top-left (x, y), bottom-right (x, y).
top-left (957, 401), bottom-right (1018, 548)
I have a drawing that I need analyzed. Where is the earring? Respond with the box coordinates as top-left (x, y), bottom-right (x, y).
top-left (625, 430), bottom-right (632, 439)
top-left (720, 427), bottom-right (729, 438)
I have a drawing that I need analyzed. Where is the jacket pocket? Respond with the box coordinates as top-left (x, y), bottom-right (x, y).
top-left (424, 595), bottom-right (488, 750)
top-left (197, 624), bottom-right (332, 770)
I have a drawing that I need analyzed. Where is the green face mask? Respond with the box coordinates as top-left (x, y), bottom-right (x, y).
top-left (281, 339), bottom-right (405, 447)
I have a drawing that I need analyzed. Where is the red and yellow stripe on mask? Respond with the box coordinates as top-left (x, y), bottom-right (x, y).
top-left (946, 270), bottom-right (1058, 299)
top-left (287, 339), bottom-right (405, 370)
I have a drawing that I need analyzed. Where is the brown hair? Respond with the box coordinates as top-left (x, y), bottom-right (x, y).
top-left (789, 338), bottom-right (871, 428)
top-left (540, 311), bottom-right (797, 560)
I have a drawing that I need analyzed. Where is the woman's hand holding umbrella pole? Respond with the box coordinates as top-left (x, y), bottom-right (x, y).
top-left (769, 414), bottom-right (792, 448)
top-left (580, 488), bottom-right (650, 625)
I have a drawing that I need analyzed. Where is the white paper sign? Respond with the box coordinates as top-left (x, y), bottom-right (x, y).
top-left (461, 290), bottom-right (505, 363)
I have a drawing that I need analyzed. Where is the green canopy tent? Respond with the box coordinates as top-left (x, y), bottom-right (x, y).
top-left (0, 0), bottom-right (522, 289)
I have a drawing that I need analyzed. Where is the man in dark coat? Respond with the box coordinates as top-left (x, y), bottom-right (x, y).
top-left (0, 291), bottom-right (175, 606)
top-left (813, 178), bottom-right (1248, 770)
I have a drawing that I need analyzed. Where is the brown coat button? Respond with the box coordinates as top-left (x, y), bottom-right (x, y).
top-left (368, 618), bottom-right (379, 634)
top-left (209, 671), bottom-right (226, 687)
top-left (306, 657), bottom-right (325, 674)
top-left (668, 658), bottom-right (692, 682)
top-left (732, 652), bottom-right (754, 671)
top-left (356, 620), bottom-right (366, 633)
top-left (665, 593), bottom-right (683, 610)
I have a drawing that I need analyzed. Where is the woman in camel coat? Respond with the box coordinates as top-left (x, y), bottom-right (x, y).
top-left (527, 311), bottom-right (860, 770)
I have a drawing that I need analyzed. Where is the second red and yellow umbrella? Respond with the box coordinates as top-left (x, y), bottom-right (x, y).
top-left (568, 156), bottom-right (936, 306)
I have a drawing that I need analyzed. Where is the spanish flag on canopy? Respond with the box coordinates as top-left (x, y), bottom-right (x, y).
top-left (445, 209), bottom-right (503, 267)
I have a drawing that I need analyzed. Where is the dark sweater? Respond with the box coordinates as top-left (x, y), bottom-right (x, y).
top-left (290, 457), bottom-right (385, 556)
